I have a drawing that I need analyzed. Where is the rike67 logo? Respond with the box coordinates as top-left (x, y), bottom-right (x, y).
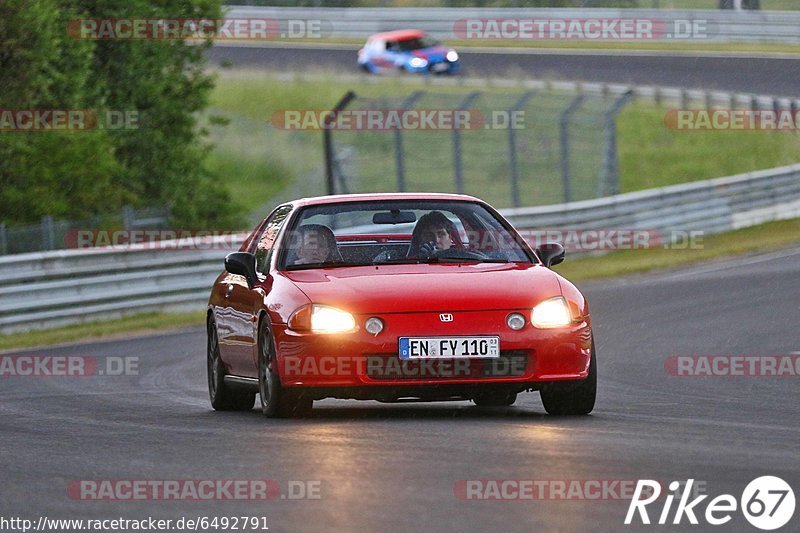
top-left (625, 477), bottom-right (795, 530)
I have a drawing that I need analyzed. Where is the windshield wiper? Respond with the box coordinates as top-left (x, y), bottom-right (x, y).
top-left (371, 259), bottom-right (420, 266)
top-left (420, 257), bottom-right (510, 264)
top-left (285, 261), bottom-right (370, 271)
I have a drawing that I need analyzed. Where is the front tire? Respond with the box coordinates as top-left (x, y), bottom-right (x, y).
top-left (207, 316), bottom-right (255, 411)
top-left (257, 320), bottom-right (312, 418)
top-left (540, 342), bottom-right (597, 415)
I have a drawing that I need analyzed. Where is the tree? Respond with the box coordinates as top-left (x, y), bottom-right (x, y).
top-left (0, 0), bottom-right (242, 229)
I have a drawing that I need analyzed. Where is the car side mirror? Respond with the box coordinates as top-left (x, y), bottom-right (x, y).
top-left (224, 252), bottom-right (258, 288)
top-left (536, 242), bottom-right (565, 268)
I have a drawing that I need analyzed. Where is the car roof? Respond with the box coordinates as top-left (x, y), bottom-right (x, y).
top-left (368, 29), bottom-right (425, 42)
top-left (287, 192), bottom-right (482, 208)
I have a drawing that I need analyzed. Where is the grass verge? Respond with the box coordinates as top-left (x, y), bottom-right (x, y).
top-left (0, 311), bottom-right (206, 352)
top-left (554, 217), bottom-right (800, 281)
top-left (209, 72), bottom-right (800, 209)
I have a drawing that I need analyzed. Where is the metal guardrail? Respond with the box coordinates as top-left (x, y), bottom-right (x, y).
top-left (224, 6), bottom-right (800, 44)
top-left (2, 163), bottom-right (800, 334)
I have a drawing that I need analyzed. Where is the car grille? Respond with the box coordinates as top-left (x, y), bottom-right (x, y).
top-left (365, 351), bottom-right (529, 381)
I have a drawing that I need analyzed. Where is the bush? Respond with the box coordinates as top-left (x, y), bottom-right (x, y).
top-left (0, 0), bottom-right (244, 229)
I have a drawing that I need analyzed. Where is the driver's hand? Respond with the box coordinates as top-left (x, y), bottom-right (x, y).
top-left (419, 241), bottom-right (437, 258)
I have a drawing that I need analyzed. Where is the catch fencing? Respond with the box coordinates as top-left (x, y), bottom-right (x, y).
top-left (324, 87), bottom-right (633, 208)
top-left (0, 206), bottom-right (169, 256)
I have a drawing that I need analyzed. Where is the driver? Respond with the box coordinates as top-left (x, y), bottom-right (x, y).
top-left (408, 211), bottom-right (459, 258)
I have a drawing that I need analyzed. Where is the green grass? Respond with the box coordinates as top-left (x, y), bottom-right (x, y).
top-left (618, 102), bottom-right (800, 191)
top-left (554, 217), bottom-right (800, 281)
top-left (208, 72), bottom-right (800, 210)
top-left (0, 311), bottom-right (206, 352)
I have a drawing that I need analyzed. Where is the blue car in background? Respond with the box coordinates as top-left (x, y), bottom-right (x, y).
top-left (358, 29), bottom-right (460, 75)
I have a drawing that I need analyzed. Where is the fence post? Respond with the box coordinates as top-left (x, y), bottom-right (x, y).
top-left (508, 90), bottom-right (537, 208)
top-left (598, 90), bottom-right (634, 198)
top-left (559, 93), bottom-right (585, 203)
top-left (394, 91), bottom-right (425, 193)
top-left (0, 223), bottom-right (6, 255)
top-left (41, 216), bottom-right (54, 251)
top-left (323, 91), bottom-right (357, 196)
top-left (452, 92), bottom-right (481, 195)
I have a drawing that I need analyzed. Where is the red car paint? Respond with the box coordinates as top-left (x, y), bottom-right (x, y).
top-left (208, 193), bottom-right (594, 405)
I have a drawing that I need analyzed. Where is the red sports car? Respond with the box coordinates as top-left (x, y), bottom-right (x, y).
top-left (207, 193), bottom-right (596, 417)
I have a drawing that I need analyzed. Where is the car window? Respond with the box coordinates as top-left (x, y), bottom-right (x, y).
top-left (279, 200), bottom-right (533, 270)
top-left (253, 205), bottom-right (293, 274)
top-left (396, 35), bottom-right (439, 51)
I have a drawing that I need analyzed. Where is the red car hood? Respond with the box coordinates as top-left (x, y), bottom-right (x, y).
top-left (282, 263), bottom-right (561, 314)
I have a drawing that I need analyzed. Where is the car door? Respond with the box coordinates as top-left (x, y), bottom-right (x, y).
top-left (380, 40), bottom-right (402, 72)
top-left (221, 205), bottom-right (293, 378)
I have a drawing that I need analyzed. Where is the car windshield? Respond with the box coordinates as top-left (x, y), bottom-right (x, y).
top-left (280, 200), bottom-right (534, 270)
top-left (396, 35), bottom-right (439, 51)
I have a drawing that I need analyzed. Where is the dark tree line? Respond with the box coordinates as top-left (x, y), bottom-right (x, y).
top-left (0, 0), bottom-right (242, 228)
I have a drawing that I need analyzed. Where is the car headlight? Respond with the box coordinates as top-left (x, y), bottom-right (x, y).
top-left (446, 50), bottom-right (459, 62)
top-left (288, 304), bottom-right (356, 333)
top-left (531, 297), bottom-right (572, 328)
top-left (409, 57), bottom-right (428, 68)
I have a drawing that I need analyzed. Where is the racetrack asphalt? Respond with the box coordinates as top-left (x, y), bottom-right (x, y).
top-left (2, 247), bottom-right (798, 532)
top-left (205, 44), bottom-right (800, 98)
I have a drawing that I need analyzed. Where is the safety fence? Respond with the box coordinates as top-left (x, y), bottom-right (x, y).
top-left (2, 162), bottom-right (799, 333)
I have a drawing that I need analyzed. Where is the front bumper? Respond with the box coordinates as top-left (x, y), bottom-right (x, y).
top-left (272, 309), bottom-right (592, 393)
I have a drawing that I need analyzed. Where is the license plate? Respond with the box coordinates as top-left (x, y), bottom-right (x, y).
top-left (399, 336), bottom-right (500, 359)
top-left (432, 62), bottom-right (449, 72)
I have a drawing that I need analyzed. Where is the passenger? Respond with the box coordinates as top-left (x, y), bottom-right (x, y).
top-left (291, 224), bottom-right (341, 265)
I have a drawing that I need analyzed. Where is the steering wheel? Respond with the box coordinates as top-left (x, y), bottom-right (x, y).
top-left (430, 247), bottom-right (488, 260)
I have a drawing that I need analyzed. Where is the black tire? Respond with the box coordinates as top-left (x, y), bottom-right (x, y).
top-left (473, 391), bottom-right (517, 407)
top-left (207, 316), bottom-right (255, 411)
top-left (257, 319), bottom-right (313, 418)
top-left (540, 342), bottom-right (597, 415)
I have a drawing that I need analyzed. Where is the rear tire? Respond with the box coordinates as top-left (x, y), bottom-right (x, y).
top-left (207, 316), bottom-right (255, 411)
top-left (473, 391), bottom-right (517, 407)
top-left (257, 320), bottom-right (313, 418)
top-left (540, 342), bottom-right (597, 415)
